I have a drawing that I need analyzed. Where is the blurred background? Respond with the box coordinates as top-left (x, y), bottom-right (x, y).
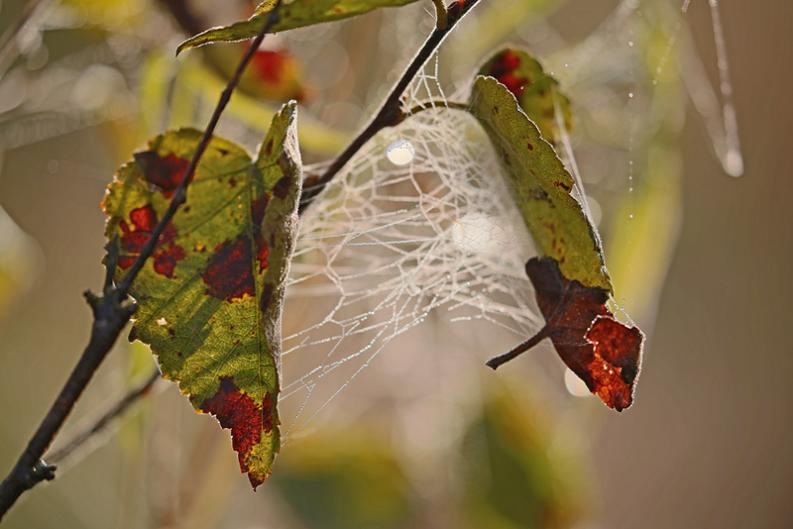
top-left (0, 0), bottom-right (791, 528)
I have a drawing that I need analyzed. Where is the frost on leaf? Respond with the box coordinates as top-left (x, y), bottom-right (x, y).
top-left (469, 76), bottom-right (644, 409)
top-left (102, 101), bottom-right (302, 487)
top-left (176, 0), bottom-right (420, 54)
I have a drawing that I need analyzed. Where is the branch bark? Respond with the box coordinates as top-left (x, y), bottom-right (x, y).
top-left (0, 1), bottom-right (284, 519)
top-left (299, 0), bottom-right (484, 210)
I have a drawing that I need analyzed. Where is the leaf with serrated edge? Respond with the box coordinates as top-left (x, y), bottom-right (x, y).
top-left (102, 102), bottom-right (302, 487)
top-left (477, 47), bottom-right (572, 145)
top-left (177, 0), bottom-right (419, 54)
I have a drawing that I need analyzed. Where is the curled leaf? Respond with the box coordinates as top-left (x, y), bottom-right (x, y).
top-left (177, 0), bottom-right (420, 55)
top-left (469, 75), bottom-right (608, 290)
top-left (469, 75), bottom-right (643, 409)
top-left (102, 102), bottom-right (302, 486)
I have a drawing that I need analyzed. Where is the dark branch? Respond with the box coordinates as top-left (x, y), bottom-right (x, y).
top-left (0, 2), bottom-right (283, 519)
top-left (299, 0), bottom-right (483, 210)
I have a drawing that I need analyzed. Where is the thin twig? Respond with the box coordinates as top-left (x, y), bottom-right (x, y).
top-left (47, 369), bottom-right (161, 466)
top-left (0, 2), bottom-right (284, 519)
top-left (299, 0), bottom-right (483, 210)
top-left (406, 100), bottom-right (469, 116)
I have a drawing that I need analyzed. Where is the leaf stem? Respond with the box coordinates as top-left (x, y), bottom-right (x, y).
top-left (0, 2), bottom-right (283, 519)
top-left (299, 0), bottom-right (483, 210)
top-left (485, 326), bottom-right (552, 369)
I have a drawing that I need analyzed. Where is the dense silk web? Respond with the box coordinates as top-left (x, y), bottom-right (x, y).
top-left (281, 98), bottom-right (542, 435)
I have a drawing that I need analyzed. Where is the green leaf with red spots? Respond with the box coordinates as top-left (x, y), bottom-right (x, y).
top-left (469, 76), bottom-right (643, 410)
top-left (176, 0), bottom-right (419, 55)
top-left (469, 75), bottom-right (607, 290)
top-left (477, 47), bottom-right (572, 145)
top-left (102, 102), bottom-right (302, 486)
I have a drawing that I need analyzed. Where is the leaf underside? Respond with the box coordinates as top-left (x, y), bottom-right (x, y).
top-left (102, 102), bottom-right (302, 487)
top-left (477, 47), bottom-right (572, 145)
top-left (177, 0), bottom-right (420, 55)
top-left (469, 74), bottom-right (609, 291)
top-left (469, 72), bottom-right (644, 410)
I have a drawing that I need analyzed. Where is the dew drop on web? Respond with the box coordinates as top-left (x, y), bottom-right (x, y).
top-left (385, 138), bottom-right (415, 166)
top-left (564, 368), bottom-right (591, 398)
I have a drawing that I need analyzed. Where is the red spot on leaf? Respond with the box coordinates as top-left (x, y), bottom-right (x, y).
top-left (526, 257), bottom-right (643, 411)
top-left (135, 151), bottom-right (191, 198)
top-left (153, 245), bottom-right (186, 277)
top-left (200, 377), bottom-right (274, 488)
top-left (585, 317), bottom-right (643, 409)
top-left (119, 205), bottom-right (185, 278)
top-left (487, 49), bottom-right (529, 98)
top-left (202, 236), bottom-right (255, 301)
top-left (202, 193), bottom-right (274, 300)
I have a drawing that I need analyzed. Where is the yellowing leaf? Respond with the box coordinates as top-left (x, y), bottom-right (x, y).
top-left (477, 47), bottom-right (572, 145)
top-left (468, 76), bottom-right (609, 291)
top-left (102, 102), bottom-right (302, 487)
top-left (177, 0), bottom-right (419, 54)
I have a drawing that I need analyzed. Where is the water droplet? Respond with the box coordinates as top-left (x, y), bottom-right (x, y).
top-left (564, 368), bottom-right (591, 397)
top-left (386, 139), bottom-right (415, 166)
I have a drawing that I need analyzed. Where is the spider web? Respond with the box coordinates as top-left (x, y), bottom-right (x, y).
top-left (275, 0), bottom-right (743, 439)
top-left (280, 72), bottom-right (543, 437)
